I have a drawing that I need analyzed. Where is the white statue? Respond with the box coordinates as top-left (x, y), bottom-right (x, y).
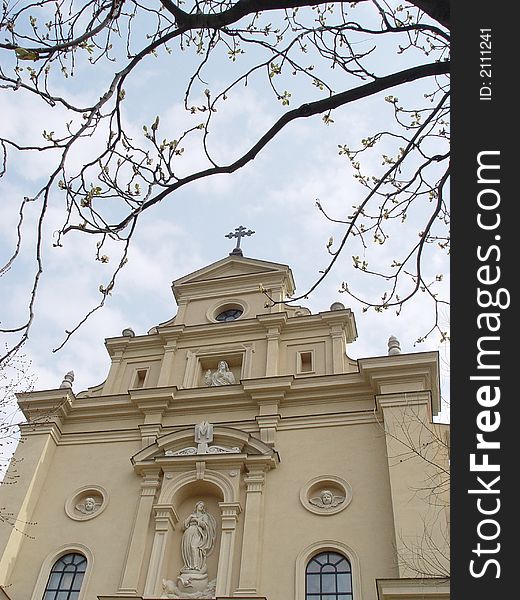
top-left (181, 501), bottom-right (217, 574)
top-left (194, 420), bottom-right (213, 453)
top-left (203, 361), bottom-right (236, 386)
top-left (309, 489), bottom-right (345, 509)
top-left (166, 421), bottom-right (239, 457)
top-left (75, 496), bottom-right (100, 514)
top-left (161, 577), bottom-right (216, 599)
top-left (162, 579), bottom-right (177, 597)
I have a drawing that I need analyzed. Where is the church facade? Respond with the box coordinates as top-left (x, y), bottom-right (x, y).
top-left (0, 251), bottom-right (450, 600)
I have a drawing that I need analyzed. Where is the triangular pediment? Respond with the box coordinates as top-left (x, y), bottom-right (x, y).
top-left (173, 255), bottom-right (292, 286)
top-left (167, 254), bottom-right (296, 323)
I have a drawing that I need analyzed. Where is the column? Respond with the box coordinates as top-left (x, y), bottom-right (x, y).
top-left (215, 502), bottom-right (241, 597)
top-left (235, 469), bottom-right (266, 596)
top-left (118, 467), bottom-right (161, 594)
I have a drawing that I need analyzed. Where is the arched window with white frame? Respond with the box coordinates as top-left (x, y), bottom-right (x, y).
top-left (42, 552), bottom-right (87, 600)
top-left (305, 551), bottom-right (353, 600)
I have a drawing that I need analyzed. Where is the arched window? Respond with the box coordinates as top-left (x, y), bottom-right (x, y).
top-left (305, 551), bottom-right (353, 600)
top-left (42, 553), bottom-right (87, 600)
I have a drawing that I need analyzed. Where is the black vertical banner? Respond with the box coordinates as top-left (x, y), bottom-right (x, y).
top-left (451, 1), bottom-right (514, 599)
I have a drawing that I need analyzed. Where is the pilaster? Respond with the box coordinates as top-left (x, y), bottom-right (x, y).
top-left (157, 339), bottom-right (179, 387)
top-left (255, 414), bottom-right (280, 447)
top-left (132, 392), bottom-right (171, 447)
top-left (118, 467), bottom-right (162, 595)
top-left (265, 327), bottom-right (281, 377)
top-left (215, 502), bottom-right (242, 597)
top-left (0, 425), bottom-right (59, 585)
top-left (235, 468), bottom-right (267, 596)
top-left (103, 340), bottom-right (131, 394)
top-left (143, 504), bottom-right (179, 598)
top-left (258, 314), bottom-right (287, 377)
top-left (330, 326), bottom-right (346, 374)
top-left (376, 392), bottom-right (449, 578)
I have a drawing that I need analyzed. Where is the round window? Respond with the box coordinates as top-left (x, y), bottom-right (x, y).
top-left (215, 308), bottom-right (243, 322)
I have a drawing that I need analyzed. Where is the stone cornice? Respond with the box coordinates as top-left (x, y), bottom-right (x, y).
top-left (18, 420), bottom-right (62, 444)
top-left (358, 351), bottom-right (441, 415)
top-left (102, 309), bottom-right (358, 358)
top-left (98, 597), bottom-right (268, 600)
top-left (15, 353), bottom-right (441, 428)
top-left (376, 390), bottom-right (433, 410)
top-left (173, 273), bottom-right (290, 299)
top-left (171, 255), bottom-right (295, 300)
top-left (256, 312), bottom-right (288, 328)
top-left (105, 325), bottom-right (185, 355)
top-left (21, 408), bottom-right (382, 446)
top-left (276, 410), bottom-right (377, 429)
top-left (44, 428), bottom-right (141, 445)
top-left (376, 577), bottom-right (450, 600)
top-left (16, 388), bottom-right (75, 423)
top-left (319, 309), bottom-right (358, 343)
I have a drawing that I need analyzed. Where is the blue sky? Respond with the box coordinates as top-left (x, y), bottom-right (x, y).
top-left (0, 2), bottom-right (450, 423)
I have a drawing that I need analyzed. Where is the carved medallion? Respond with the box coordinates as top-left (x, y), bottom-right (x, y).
top-left (65, 485), bottom-right (108, 521)
top-left (300, 476), bottom-right (352, 515)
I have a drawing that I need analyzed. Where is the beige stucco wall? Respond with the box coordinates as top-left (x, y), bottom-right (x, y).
top-left (260, 423), bottom-right (398, 600)
top-left (2, 417), bottom-right (402, 600)
top-left (7, 439), bottom-right (142, 599)
top-left (0, 255), bottom-right (449, 600)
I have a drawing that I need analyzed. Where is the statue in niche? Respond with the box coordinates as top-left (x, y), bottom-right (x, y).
top-left (203, 361), bottom-right (236, 386)
top-left (75, 496), bottom-right (100, 515)
top-left (309, 489), bottom-right (345, 509)
top-left (161, 501), bottom-right (217, 598)
top-left (181, 501), bottom-right (217, 574)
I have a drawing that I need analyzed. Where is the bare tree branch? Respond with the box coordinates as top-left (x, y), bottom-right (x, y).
top-left (0, 0), bottom-right (450, 358)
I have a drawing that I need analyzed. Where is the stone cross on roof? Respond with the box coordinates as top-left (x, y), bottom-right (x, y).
top-left (225, 225), bottom-right (255, 256)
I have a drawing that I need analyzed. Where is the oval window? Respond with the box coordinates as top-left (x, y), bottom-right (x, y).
top-left (215, 308), bottom-right (243, 322)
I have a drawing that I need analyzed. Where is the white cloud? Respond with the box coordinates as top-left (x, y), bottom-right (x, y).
top-left (1, 22), bottom-right (450, 423)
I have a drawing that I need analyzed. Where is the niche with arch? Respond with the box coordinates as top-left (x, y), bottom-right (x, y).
top-left (167, 480), bottom-right (223, 592)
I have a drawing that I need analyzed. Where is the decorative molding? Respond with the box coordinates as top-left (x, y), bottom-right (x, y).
top-left (206, 298), bottom-right (250, 324)
top-left (277, 411), bottom-right (377, 430)
top-left (166, 445), bottom-right (240, 456)
top-left (376, 577), bottom-right (450, 600)
top-left (65, 485), bottom-right (109, 521)
top-left (299, 475), bottom-right (352, 516)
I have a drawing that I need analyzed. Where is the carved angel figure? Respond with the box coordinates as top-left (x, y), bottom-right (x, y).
top-left (75, 496), bottom-right (100, 514)
top-left (309, 489), bottom-right (345, 509)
